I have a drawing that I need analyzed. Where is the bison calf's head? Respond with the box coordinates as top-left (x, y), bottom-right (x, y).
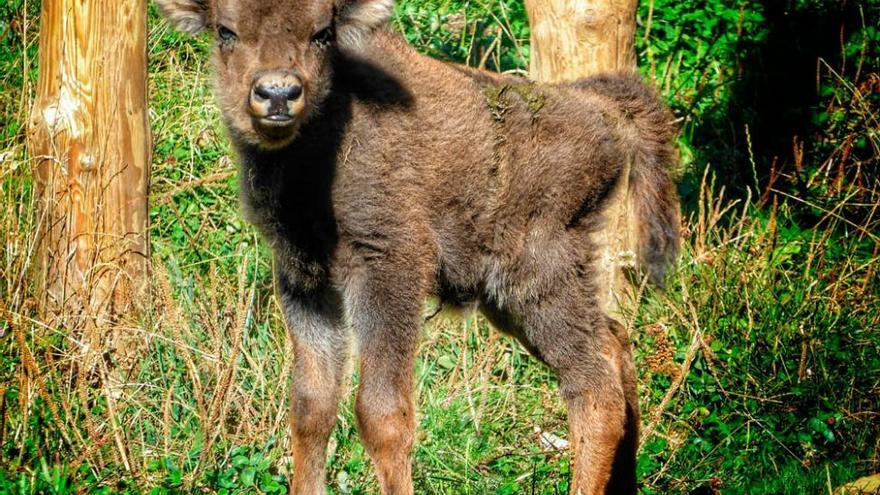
top-left (157, 0), bottom-right (394, 148)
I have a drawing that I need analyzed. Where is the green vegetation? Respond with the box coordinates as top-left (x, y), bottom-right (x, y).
top-left (1, 0), bottom-right (878, 493)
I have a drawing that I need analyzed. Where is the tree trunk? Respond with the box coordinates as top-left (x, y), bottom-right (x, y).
top-left (525, 0), bottom-right (637, 81)
top-left (525, 0), bottom-right (639, 314)
top-left (28, 0), bottom-right (151, 330)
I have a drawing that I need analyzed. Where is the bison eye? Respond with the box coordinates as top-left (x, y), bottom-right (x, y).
top-left (311, 25), bottom-right (335, 46)
top-left (217, 24), bottom-right (237, 43)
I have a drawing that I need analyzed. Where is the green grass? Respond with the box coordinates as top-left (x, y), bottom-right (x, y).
top-left (1, 0), bottom-right (878, 494)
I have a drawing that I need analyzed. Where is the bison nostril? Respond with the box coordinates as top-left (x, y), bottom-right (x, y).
top-left (286, 84), bottom-right (303, 101)
top-left (252, 84), bottom-right (272, 102)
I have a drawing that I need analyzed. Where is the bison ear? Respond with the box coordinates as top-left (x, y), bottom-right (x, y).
top-left (337, 0), bottom-right (394, 47)
top-left (156, 0), bottom-right (210, 35)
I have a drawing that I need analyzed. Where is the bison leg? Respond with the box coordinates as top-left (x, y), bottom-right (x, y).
top-left (355, 340), bottom-right (417, 495)
top-left (282, 289), bottom-right (349, 495)
top-left (517, 296), bottom-right (638, 495)
top-left (606, 317), bottom-right (640, 493)
top-left (348, 269), bottom-right (425, 495)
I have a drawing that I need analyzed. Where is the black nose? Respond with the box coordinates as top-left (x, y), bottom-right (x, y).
top-left (253, 81), bottom-right (302, 105)
top-left (249, 71), bottom-right (305, 119)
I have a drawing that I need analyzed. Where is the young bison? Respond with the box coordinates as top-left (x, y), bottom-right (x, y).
top-left (157, 0), bottom-right (680, 493)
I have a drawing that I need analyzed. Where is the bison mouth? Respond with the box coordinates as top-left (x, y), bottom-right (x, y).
top-left (261, 114), bottom-right (294, 125)
top-left (253, 115), bottom-right (300, 144)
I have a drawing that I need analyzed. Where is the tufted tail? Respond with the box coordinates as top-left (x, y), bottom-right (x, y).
top-left (575, 72), bottom-right (681, 285)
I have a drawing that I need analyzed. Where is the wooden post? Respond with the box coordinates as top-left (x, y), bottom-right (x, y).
top-left (524, 0), bottom-right (639, 313)
top-left (28, 0), bottom-right (151, 330)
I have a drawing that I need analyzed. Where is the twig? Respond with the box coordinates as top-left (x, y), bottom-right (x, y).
top-left (640, 279), bottom-right (705, 446)
top-left (640, 318), bottom-right (701, 445)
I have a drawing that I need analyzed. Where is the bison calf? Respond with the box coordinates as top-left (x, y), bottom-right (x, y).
top-left (158, 0), bottom-right (680, 493)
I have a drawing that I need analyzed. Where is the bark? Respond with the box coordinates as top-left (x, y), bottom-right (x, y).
top-left (525, 0), bottom-right (639, 314)
top-left (28, 0), bottom-right (151, 330)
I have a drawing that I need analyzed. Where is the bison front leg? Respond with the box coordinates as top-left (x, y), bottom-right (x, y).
top-left (347, 267), bottom-right (426, 495)
top-left (355, 338), bottom-right (417, 495)
top-left (281, 288), bottom-right (349, 495)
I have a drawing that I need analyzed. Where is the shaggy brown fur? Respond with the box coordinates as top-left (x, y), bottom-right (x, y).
top-left (157, 0), bottom-right (680, 493)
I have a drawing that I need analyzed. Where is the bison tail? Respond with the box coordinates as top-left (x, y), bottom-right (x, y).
top-left (629, 129), bottom-right (681, 286)
top-left (575, 72), bottom-right (682, 285)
